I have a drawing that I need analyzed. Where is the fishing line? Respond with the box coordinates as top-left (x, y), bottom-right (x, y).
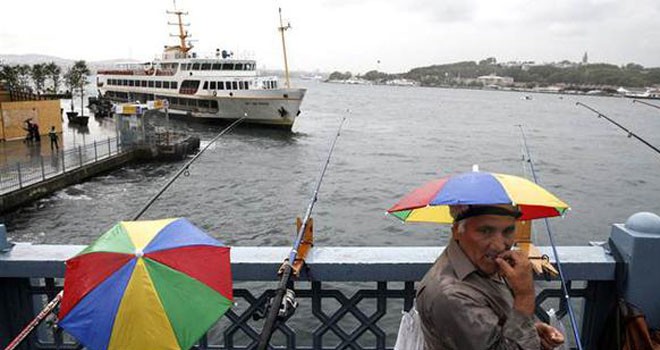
top-left (576, 102), bottom-right (660, 156)
top-left (257, 116), bottom-right (347, 350)
top-left (133, 116), bottom-right (245, 219)
top-left (633, 99), bottom-right (660, 111)
top-left (3, 116), bottom-right (245, 350)
top-left (516, 124), bottom-right (584, 350)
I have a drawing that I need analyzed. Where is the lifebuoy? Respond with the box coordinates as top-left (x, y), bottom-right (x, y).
top-left (213, 90), bottom-right (217, 97)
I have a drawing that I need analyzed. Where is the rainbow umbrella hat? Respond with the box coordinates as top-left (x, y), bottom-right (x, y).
top-left (58, 218), bottom-right (233, 350)
top-left (387, 171), bottom-right (569, 224)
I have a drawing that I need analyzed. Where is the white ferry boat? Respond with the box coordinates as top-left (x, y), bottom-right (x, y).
top-left (96, 7), bottom-right (305, 129)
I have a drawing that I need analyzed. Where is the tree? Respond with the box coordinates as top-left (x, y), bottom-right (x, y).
top-left (328, 71), bottom-right (352, 80)
top-left (31, 63), bottom-right (48, 96)
top-left (64, 60), bottom-right (91, 114)
top-left (0, 65), bottom-right (19, 90)
top-left (45, 62), bottom-right (62, 93)
top-left (16, 64), bottom-right (32, 91)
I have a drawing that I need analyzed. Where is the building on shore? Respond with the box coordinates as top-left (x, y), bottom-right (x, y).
top-left (476, 74), bottom-right (514, 87)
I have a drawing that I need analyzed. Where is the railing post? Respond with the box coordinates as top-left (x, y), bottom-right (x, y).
top-left (16, 162), bottom-right (22, 188)
top-left (94, 140), bottom-right (98, 161)
top-left (40, 155), bottom-right (45, 181)
top-left (78, 145), bottom-right (83, 167)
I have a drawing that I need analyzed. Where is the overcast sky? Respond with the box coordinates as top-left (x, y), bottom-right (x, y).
top-left (2, 0), bottom-right (660, 73)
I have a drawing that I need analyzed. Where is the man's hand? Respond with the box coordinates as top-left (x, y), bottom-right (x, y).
top-left (535, 322), bottom-right (565, 350)
top-left (495, 250), bottom-right (535, 315)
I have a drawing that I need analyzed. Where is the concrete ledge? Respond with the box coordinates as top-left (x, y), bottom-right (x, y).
top-left (0, 244), bottom-right (616, 281)
top-left (0, 151), bottom-right (135, 213)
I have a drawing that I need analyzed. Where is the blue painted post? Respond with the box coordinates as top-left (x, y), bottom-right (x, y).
top-left (0, 224), bottom-right (13, 252)
top-left (609, 212), bottom-right (660, 328)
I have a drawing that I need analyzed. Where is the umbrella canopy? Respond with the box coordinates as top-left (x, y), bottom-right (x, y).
top-left (387, 171), bottom-right (569, 223)
top-left (58, 218), bottom-right (233, 350)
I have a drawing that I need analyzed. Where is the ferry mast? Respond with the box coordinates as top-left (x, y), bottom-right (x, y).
top-left (166, 4), bottom-right (193, 55)
top-left (278, 8), bottom-right (291, 89)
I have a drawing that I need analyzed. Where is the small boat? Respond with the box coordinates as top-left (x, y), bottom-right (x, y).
top-left (66, 111), bottom-right (90, 126)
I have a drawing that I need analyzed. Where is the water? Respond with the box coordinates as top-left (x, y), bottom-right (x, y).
top-left (4, 82), bottom-right (660, 248)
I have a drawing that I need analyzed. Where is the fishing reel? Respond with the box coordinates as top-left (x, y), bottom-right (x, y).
top-left (253, 285), bottom-right (298, 322)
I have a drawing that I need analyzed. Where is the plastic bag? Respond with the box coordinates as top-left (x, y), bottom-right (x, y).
top-left (394, 305), bottom-right (425, 350)
top-left (548, 308), bottom-right (569, 350)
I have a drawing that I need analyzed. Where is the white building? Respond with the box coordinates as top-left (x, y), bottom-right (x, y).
top-left (476, 74), bottom-right (514, 86)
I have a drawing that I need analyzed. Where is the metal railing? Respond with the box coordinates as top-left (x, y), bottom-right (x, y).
top-left (0, 137), bottom-right (122, 194)
top-left (0, 245), bottom-right (616, 350)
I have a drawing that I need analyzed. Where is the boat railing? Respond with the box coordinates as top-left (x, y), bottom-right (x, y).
top-left (0, 242), bottom-right (621, 349)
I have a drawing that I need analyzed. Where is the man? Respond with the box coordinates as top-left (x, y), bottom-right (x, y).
top-left (48, 126), bottom-right (59, 151)
top-left (416, 204), bottom-right (565, 349)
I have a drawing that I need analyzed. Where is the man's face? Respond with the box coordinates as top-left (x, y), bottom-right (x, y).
top-left (452, 214), bottom-right (517, 275)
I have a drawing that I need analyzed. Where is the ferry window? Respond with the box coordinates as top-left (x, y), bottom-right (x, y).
top-left (155, 81), bottom-right (162, 88)
top-left (170, 97), bottom-right (178, 105)
top-left (171, 82), bottom-right (177, 89)
top-left (235, 63), bottom-right (243, 70)
top-left (163, 81), bottom-right (170, 89)
top-left (192, 63), bottom-right (200, 70)
top-left (202, 63), bottom-right (212, 70)
top-left (141, 81), bottom-right (147, 87)
top-left (181, 64), bottom-right (187, 71)
top-left (232, 81), bottom-right (238, 90)
top-left (218, 81), bottom-right (224, 90)
top-left (212, 63), bottom-right (221, 70)
top-left (148, 81), bottom-right (154, 88)
top-left (274, 81), bottom-right (278, 88)
top-left (222, 64), bottom-right (234, 71)
top-left (210, 81), bottom-right (216, 89)
top-left (199, 100), bottom-right (209, 108)
top-left (129, 80), bottom-right (134, 87)
top-left (225, 82), bottom-right (231, 90)
top-left (210, 100), bottom-right (218, 109)
top-left (203, 81), bottom-right (208, 90)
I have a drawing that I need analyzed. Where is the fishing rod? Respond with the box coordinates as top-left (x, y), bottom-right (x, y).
top-left (575, 102), bottom-right (660, 156)
top-left (257, 117), bottom-right (347, 350)
top-left (633, 99), bottom-right (660, 111)
top-left (516, 124), bottom-right (583, 350)
top-left (3, 116), bottom-right (246, 350)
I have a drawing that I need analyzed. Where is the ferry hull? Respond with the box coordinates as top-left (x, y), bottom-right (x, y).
top-left (100, 88), bottom-right (306, 129)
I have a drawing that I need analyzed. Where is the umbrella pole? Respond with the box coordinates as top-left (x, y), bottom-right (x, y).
top-left (4, 117), bottom-right (247, 350)
top-left (517, 124), bottom-right (584, 350)
top-left (257, 117), bottom-right (347, 350)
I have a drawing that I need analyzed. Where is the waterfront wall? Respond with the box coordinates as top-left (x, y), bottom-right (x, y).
top-left (0, 100), bottom-right (62, 141)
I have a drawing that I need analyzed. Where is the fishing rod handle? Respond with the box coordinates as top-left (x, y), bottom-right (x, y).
top-left (4, 291), bottom-right (63, 350)
top-left (256, 264), bottom-right (293, 350)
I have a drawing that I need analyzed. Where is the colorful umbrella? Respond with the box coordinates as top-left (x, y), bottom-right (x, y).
top-left (58, 218), bottom-right (233, 350)
top-left (387, 171), bottom-right (569, 223)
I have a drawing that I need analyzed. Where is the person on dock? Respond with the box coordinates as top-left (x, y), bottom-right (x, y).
top-left (48, 126), bottom-right (59, 151)
top-left (23, 120), bottom-right (34, 144)
top-left (416, 204), bottom-right (565, 349)
top-left (32, 122), bottom-right (41, 142)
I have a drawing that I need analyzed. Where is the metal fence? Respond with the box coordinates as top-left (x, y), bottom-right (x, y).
top-left (0, 138), bottom-right (122, 195)
top-left (0, 246), bottom-right (616, 350)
